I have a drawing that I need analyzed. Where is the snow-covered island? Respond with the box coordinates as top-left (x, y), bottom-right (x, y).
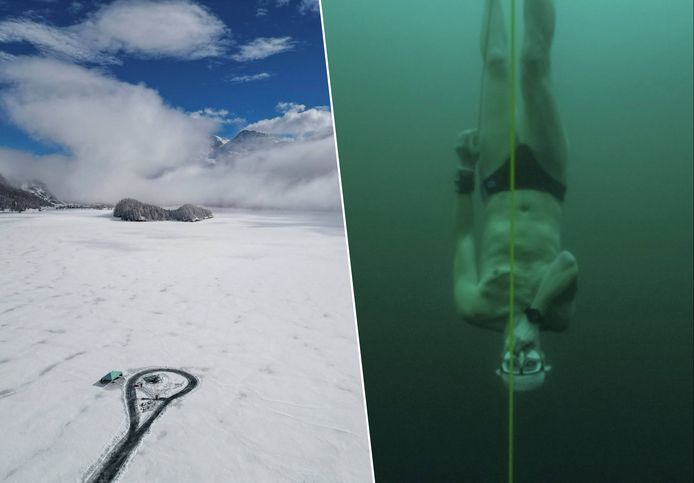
top-left (113, 198), bottom-right (213, 222)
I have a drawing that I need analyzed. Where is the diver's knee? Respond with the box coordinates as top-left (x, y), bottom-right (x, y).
top-left (557, 250), bottom-right (578, 274)
top-left (485, 48), bottom-right (509, 77)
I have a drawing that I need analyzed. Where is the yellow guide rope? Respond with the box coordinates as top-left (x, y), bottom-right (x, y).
top-left (477, 2), bottom-right (519, 480)
top-left (506, 0), bottom-right (518, 482)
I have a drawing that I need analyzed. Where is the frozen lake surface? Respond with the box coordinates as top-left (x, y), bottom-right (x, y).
top-left (0, 209), bottom-right (371, 482)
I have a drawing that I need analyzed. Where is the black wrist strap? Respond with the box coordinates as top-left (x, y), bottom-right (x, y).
top-left (455, 168), bottom-right (475, 195)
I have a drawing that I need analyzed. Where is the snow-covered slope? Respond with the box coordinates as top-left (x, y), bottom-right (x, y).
top-left (1, 173), bottom-right (112, 212)
top-left (20, 181), bottom-right (66, 208)
top-left (0, 174), bottom-right (54, 211)
top-left (0, 209), bottom-right (371, 482)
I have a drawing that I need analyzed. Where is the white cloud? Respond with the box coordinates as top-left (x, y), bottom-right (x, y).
top-left (70, 2), bottom-right (86, 14)
top-left (0, 0), bottom-right (230, 64)
top-left (298, 0), bottom-right (320, 15)
top-left (231, 36), bottom-right (295, 62)
top-left (0, 147), bottom-right (71, 192)
top-left (0, 51), bottom-right (17, 63)
top-left (260, 0), bottom-right (318, 15)
top-left (276, 101), bottom-right (306, 113)
top-left (0, 58), bottom-right (340, 210)
top-left (85, 0), bottom-right (229, 60)
top-left (247, 102), bottom-right (333, 141)
top-left (255, 8), bottom-right (268, 17)
top-left (188, 107), bottom-right (245, 125)
top-left (228, 72), bottom-right (272, 83)
top-left (0, 19), bottom-right (104, 63)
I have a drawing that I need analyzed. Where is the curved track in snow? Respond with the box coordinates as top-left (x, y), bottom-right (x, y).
top-left (88, 368), bottom-right (198, 482)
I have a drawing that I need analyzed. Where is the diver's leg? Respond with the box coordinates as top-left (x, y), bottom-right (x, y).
top-left (520, 0), bottom-right (568, 183)
top-left (478, 0), bottom-right (512, 179)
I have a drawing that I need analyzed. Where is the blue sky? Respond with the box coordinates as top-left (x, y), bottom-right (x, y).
top-left (0, 0), bottom-right (340, 210)
top-left (0, 0), bottom-right (329, 154)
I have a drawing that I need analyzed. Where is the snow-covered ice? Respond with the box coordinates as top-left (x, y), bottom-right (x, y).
top-left (0, 209), bottom-right (371, 482)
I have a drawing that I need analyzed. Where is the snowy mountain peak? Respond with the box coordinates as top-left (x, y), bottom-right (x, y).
top-left (209, 129), bottom-right (283, 161)
top-left (213, 135), bottom-right (229, 148)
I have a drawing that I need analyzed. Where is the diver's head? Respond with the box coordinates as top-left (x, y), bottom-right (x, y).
top-left (496, 349), bottom-right (552, 392)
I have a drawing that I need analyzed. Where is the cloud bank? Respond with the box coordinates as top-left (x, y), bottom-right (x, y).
top-left (0, 0), bottom-right (230, 64)
top-left (247, 102), bottom-right (333, 141)
top-left (0, 57), bottom-right (339, 210)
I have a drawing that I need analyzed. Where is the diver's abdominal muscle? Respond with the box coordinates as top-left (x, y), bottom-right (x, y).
top-left (480, 218), bottom-right (560, 264)
top-left (480, 191), bottom-right (562, 263)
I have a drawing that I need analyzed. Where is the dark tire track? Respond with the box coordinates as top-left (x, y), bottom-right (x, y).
top-left (88, 368), bottom-right (198, 482)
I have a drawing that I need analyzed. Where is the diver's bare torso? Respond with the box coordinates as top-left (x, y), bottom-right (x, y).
top-left (463, 188), bottom-right (564, 332)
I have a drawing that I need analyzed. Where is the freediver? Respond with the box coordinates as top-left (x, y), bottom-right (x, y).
top-left (453, 0), bottom-right (578, 391)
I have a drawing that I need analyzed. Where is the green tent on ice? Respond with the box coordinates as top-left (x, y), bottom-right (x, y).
top-left (100, 371), bottom-right (123, 384)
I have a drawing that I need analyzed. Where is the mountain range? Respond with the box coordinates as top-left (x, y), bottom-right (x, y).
top-left (208, 129), bottom-right (285, 162)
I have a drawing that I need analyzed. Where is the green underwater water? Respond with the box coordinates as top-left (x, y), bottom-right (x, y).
top-left (322, 0), bottom-right (693, 481)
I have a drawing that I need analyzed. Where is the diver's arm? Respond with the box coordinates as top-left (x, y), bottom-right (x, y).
top-left (508, 250), bottom-right (577, 351)
top-left (454, 186), bottom-right (477, 282)
top-left (453, 134), bottom-right (482, 320)
top-left (454, 189), bottom-right (482, 320)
